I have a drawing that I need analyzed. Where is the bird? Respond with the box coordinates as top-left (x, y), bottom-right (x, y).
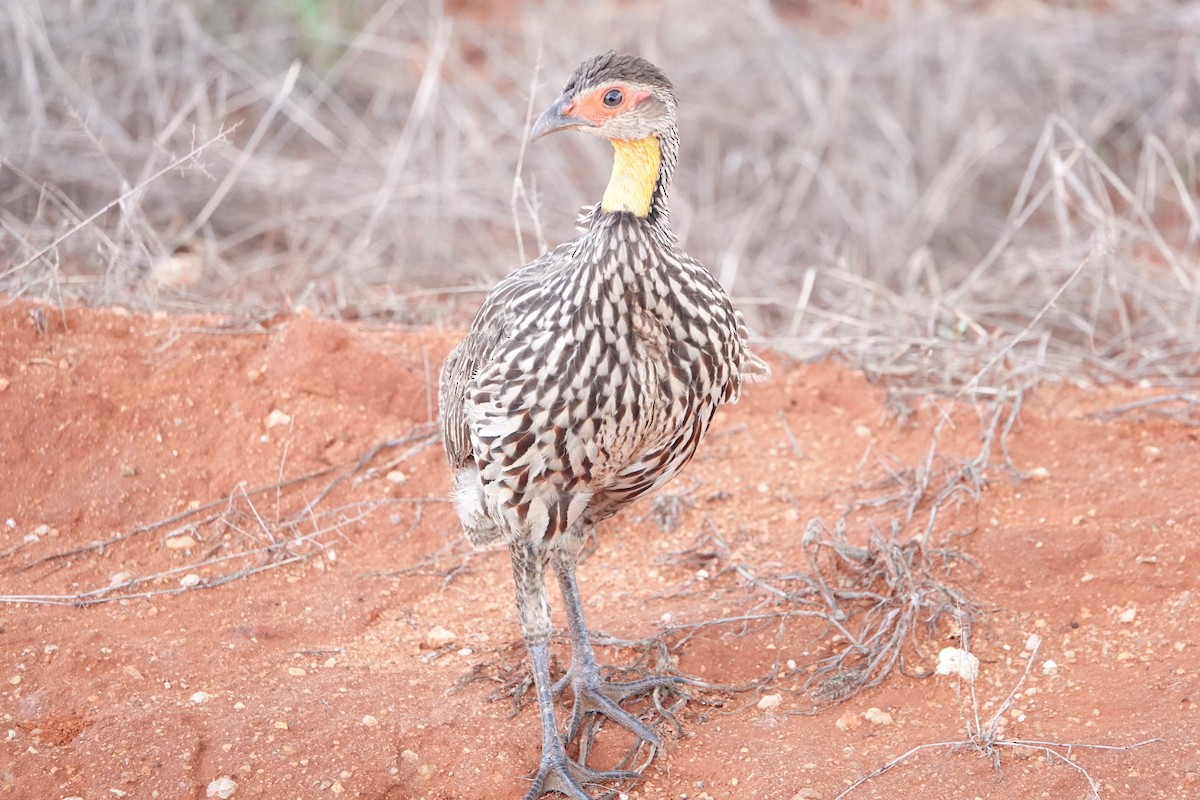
top-left (439, 51), bottom-right (770, 800)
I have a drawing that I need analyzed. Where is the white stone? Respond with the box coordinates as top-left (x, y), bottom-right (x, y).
top-left (425, 626), bottom-right (457, 647)
top-left (863, 707), bottom-right (894, 726)
top-left (206, 776), bottom-right (238, 798)
top-left (264, 409), bottom-right (292, 429)
top-left (756, 693), bottom-right (783, 711)
top-left (936, 647), bottom-right (980, 681)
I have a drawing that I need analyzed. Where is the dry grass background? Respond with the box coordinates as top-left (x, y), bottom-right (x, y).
top-left (1, 0), bottom-right (1198, 389)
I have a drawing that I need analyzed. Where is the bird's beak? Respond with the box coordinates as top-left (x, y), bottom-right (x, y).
top-left (529, 94), bottom-right (593, 142)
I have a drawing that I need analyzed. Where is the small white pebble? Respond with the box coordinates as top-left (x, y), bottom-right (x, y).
top-left (425, 626), bottom-right (457, 648)
top-left (179, 574), bottom-right (201, 588)
top-left (189, 691), bottom-right (212, 704)
top-left (1118, 608), bottom-right (1137, 624)
top-left (863, 707), bottom-right (894, 726)
top-left (756, 693), bottom-right (783, 712)
top-left (1025, 634), bottom-right (1041, 652)
top-left (1029, 466), bottom-right (1050, 480)
top-left (1042, 659), bottom-right (1059, 675)
top-left (385, 470), bottom-right (407, 484)
top-left (206, 776), bottom-right (238, 798)
top-left (936, 647), bottom-right (979, 681)
top-left (264, 409), bottom-right (292, 429)
top-left (361, 715), bottom-right (379, 727)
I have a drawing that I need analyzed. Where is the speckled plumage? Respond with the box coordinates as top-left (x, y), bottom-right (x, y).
top-left (437, 52), bottom-right (769, 800)
top-left (441, 211), bottom-right (765, 555)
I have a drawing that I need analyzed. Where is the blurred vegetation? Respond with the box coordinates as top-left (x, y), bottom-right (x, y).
top-left (1, 0), bottom-right (1197, 388)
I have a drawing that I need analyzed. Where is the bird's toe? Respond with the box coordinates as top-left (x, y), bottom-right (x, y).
top-left (524, 750), bottom-right (637, 800)
top-left (564, 672), bottom-right (685, 748)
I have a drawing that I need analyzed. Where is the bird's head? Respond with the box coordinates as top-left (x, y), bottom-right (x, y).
top-left (530, 52), bottom-right (678, 144)
top-left (531, 52), bottom-right (679, 221)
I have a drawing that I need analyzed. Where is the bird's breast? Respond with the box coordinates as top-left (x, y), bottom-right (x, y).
top-left (465, 223), bottom-right (742, 534)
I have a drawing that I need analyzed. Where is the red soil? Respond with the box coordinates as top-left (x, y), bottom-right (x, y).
top-left (1, 299), bottom-right (1196, 799)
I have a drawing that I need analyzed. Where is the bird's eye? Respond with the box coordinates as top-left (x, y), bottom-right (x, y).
top-left (602, 88), bottom-right (624, 107)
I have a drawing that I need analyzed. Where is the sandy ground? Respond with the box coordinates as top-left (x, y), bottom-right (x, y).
top-left (1, 298), bottom-right (1197, 799)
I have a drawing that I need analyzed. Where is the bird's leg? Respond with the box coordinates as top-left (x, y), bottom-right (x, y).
top-left (510, 543), bottom-right (636, 800)
top-left (552, 552), bottom-right (682, 750)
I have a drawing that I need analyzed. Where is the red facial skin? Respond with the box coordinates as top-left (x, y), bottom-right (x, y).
top-left (564, 85), bottom-right (652, 127)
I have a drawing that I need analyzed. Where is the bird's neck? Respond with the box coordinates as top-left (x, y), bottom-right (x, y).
top-left (601, 137), bottom-right (662, 218)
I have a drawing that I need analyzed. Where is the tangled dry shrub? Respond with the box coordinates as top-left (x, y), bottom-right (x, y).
top-left (745, 518), bottom-right (978, 705)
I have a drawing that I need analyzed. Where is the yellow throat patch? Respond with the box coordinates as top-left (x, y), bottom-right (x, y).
top-left (601, 137), bottom-right (661, 217)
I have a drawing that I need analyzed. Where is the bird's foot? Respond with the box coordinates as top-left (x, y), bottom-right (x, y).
top-left (564, 670), bottom-right (685, 748)
top-left (523, 747), bottom-right (637, 800)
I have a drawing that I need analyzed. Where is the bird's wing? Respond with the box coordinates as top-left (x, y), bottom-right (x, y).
top-left (438, 248), bottom-right (566, 472)
top-left (672, 248), bottom-right (772, 400)
top-left (735, 313), bottom-right (772, 385)
top-left (439, 328), bottom-right (493, 471)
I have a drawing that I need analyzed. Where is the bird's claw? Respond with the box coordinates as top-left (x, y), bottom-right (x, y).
top-left (524, 750), bottom-right (637, 800)
top-left (564, 672), bottom-right (684, 748)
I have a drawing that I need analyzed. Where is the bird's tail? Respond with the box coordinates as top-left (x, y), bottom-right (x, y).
top-left (452, 464), bottom-right (505, 550)
top-left (742, 350), bottom-right (772, 383)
